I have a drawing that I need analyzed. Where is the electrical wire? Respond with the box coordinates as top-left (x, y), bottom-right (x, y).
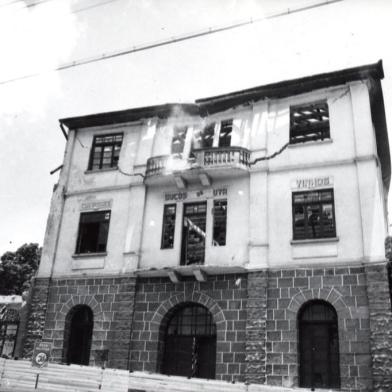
top-left (0, 0), bottom-right (344, 86)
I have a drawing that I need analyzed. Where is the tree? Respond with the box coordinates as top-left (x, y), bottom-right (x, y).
top-left (0, 243), bottom-right (41, 295)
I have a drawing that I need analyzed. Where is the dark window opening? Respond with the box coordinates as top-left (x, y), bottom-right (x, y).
top-left (292, 189), bottom-right (336, 240)
top-left (218, 119), bottom-right (233, 147)
top-left (161, 204), bottom-right (176, 249)
top-left (290, 102), bottom-right (329, 144)
top-left (162, 304), bottom-right (216, 379)
top-left (88, 133), bottom-right (123, 170)
top-left (75, 211), bottom-right (111, 254)
top-left (299, 300), bottom-right (340, 389)
top-left (172, 126), bottom-right (187, 154)
top-left (191, 123), bottom-right (215, 155)
top-left (181, 202), bottom-right (207, 265)
top-left (213, 200), bottom-right (227, 246)
top-left (0, 308), bottom-right (19, 358)
top-left (201, 123), bottom-right (215, 148)
top-left (64, 305), bottom-right (93, 366)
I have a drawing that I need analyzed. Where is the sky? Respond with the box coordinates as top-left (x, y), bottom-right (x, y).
top-left (0, 0), bottom-right (392, 255)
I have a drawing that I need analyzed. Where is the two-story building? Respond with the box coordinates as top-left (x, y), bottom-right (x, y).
top-left (23, 60), bottom-right (392, 391)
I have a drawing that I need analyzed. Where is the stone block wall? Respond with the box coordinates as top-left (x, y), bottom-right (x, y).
top-left (264, 266), bottom-right (372, 392)
top-left (22, 277), bottom-right (50, 358)
top-left (245, 271), bottom-right (268, 384)
top-left (129, 274), bottom-right (247, 382)
top-left (41, 276), bottom-right (136, 369)
top-left (365, 263), bottom-right (392, 392)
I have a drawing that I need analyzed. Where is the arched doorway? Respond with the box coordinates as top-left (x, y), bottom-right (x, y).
top-left (64, 305), bottom-right (93, 365)
top-left (161, 303), bottom-right (216, 379)
top-left (298, 300), bottom-right (340, 389)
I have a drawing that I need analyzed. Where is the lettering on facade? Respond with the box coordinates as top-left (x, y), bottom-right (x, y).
top-left (213, 188), bottom-right (227, 197)
top-left (80, 200), bottom-right (112, 211)
top-left (164, 188), bottom-right (227, 201)
top-left (292, 176), bottom-right (333, 190)
top-left (165, 192), bottom-right (188, 201)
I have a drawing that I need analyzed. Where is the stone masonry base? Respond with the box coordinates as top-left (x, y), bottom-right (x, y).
top-left (23, 264), bottom-right (392, 392)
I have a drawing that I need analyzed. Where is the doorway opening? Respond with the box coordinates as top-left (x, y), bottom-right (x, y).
top-left (63, 305), bottom-right (93, 365)
top-left (298, 300), bottom-right (340, 389)
top-left (161, 303), bottom-right (216, 379)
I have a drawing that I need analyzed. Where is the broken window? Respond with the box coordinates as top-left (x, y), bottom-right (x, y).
top-left (213, 200), bottom-right (227, 246)
top-left (290, 102), bottom-right (330, 144)
top-left (161, 204), bottom-right (176, 249)
top-left (171, 126), bottom-right (187, 154)
top-left (292, 189), bottom-right (336, 240)
top-left (88, 133), bottom-right (123, 170)
top-left (218, 119), bottom-right (233, 147)
top-left (75, 211), bottom-right (111, 254)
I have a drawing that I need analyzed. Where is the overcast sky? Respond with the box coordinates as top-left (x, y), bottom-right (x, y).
top-left (0, 0), bottom-right (391, 255)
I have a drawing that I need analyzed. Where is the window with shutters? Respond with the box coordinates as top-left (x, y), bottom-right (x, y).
top-left (290, 102), bottom-right (330, 144)
top-left (88, 133), bottom-right (123, 170)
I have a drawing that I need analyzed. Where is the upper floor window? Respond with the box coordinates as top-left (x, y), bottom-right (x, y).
top-left (292, 189), bottom-right (336, 240)
top-left (172, 126), bottom-right (187, 154)
top-left (161, 204), bottom-right (176, 249)
top-left (218, 119), bottom-right (233, 147)
top-left (290, 102), bottom-right (329, 144)
top-left (88, 133), bottom-right (123, 170)
top-left (75, 210), bottom-right (111, 254)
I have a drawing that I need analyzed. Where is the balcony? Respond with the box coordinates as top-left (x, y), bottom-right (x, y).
top-left (145, 147), bottom-right (250, 186)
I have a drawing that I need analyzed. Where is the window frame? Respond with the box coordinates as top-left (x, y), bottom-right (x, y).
top-left (171, 126), bottom-right (188, 154)
top-left (87, 133), bottom-right (123, 171)
top-left (75, 210), bottom-right (111, 255)
top-left (161, 204), bottom-right (177, 249)
top-left (289, 101), bottom-right (330, 145)
top-left (212, 199), bottom-right (227, 246)
top-left (292, 188), bottom-right (336, 241)
top-left (218, 119), bottom-right (233, 147)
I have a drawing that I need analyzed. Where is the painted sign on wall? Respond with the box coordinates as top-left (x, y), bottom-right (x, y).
top-left (164, 188), bottom-right (227, 202)
top-left (291, 177), bottom-right (333, 190)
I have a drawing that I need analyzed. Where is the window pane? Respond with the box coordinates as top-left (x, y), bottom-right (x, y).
top-left (293, 189), bottom-right (336, 240)
top-left (88, 134), bottom-right (123, 170)
top-left (76, 211), bottom-right (111, 253)
top-left (290, 102), bottom-right (330, 144)
top-left (161, 204), bottom-right (176, 249)
top-left (219, 119), bottom-right (232, 147)
top-left (172, 126), bottom-right (187, 154)
top-left (202, 123), bottom-right (215, 148)
top-left (213, 200), bottom-right (227, 246)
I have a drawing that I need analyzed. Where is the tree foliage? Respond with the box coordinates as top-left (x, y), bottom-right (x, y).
top-left (0, 243), bottom-right (41, 295)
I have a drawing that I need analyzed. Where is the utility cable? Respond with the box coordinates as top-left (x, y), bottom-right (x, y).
top-left (0, 0), bottom-right (343, 85)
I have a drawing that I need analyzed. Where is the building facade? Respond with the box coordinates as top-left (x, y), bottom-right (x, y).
top-left (23, 61), bottom-right (392, 391)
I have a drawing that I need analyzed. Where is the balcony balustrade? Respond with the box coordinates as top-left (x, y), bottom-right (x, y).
top-left (193, 147), bottom-right (250, 169)
top-left (145, 147), bottom-right (250, 184)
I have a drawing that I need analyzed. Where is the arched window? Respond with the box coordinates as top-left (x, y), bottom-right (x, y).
top-left (63, 305), bottom-right (93, 365)
top-left (162, 303), bottom-right (216, 379)
top-left (298, 300), bottom-right (340, 389)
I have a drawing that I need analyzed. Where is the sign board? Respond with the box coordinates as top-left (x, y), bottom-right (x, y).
top-left (291, 176), bottom-right (333, 190)
top-left (32, 341), bottom-right (52, 368)
top-left (80, 199), bottom-right (112, 211)
top-left (164, 188), bottom-right (227, 202)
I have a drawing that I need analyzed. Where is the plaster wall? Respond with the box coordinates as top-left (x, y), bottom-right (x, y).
top-left (51, 189), bottom-right (131, 277)
top-left (140, 177), bottom-right (249, 270)
top-left (38, 80), bottom-right (388, 279)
